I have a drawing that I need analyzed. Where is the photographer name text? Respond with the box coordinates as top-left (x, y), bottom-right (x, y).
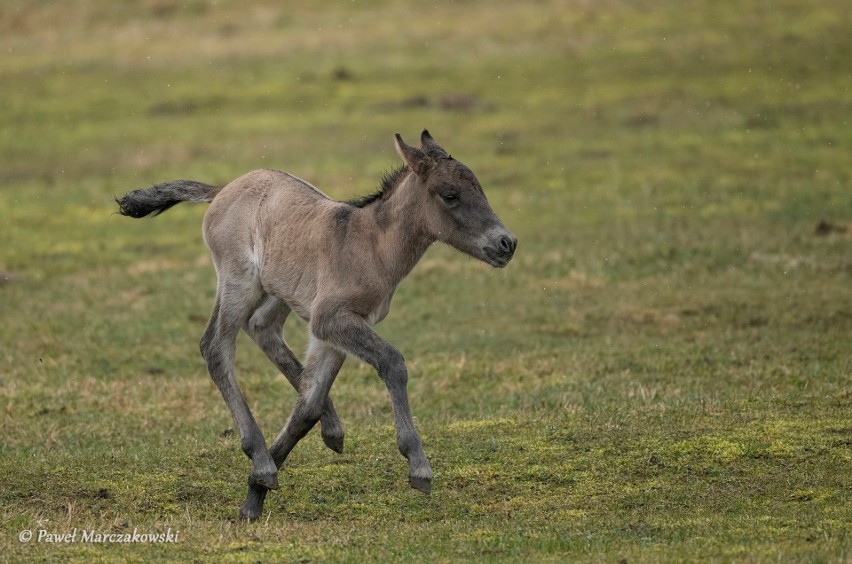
top-left (19, 528), bottom-right (179, 544)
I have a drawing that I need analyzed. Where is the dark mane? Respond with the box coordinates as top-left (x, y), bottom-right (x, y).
top-left (346, 164), bottom-right (409, 208)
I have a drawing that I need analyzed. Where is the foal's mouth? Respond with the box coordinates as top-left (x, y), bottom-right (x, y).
top-left (483, 247), bottom-right (514, 268)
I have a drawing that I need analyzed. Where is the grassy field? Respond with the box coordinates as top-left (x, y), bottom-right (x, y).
top-left (1, 0), bottom-right (850, 561)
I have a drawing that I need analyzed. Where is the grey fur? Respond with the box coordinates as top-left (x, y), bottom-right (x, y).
top-left (116, 131), bottom-right (517, 521)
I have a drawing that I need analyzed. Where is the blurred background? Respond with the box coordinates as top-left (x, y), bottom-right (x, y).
top-left (1, 1), bottom-right (850, 560)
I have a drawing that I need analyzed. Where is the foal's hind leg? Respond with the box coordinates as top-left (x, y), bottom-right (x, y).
top-left (244, 295), bottom-right (346, 453)
top-left (200, 283), bottom-right (278, 499)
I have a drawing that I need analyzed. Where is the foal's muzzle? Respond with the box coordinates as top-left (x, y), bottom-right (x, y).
top-left (484, 233), bottom-right (518, 268)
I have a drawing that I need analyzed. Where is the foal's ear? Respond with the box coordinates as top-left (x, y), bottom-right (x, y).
top-left (420, 129), bottom-right (449, 159)
top-left (395, 133), bottom-right (432, 180)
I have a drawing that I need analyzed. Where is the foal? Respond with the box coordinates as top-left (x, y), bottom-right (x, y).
top-left (117, 130), bottom-right (517, 520)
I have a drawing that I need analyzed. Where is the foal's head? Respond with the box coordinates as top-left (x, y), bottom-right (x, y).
top-left (395, 130), bottom-right (518, 268)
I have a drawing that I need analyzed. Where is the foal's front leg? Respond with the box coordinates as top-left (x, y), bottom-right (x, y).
top-left (313, 308), bottom-right (433, 493)
top-left (241, 309), bottom-right (432, 520)
top-left (239, 337), bottom-right (346, 521)
top-left (244, 296), bottom-right (346, 453)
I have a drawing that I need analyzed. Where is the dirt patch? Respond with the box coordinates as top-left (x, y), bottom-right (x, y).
top-left (377, 92), bottom-right (490, 113)
top-left (331, 66), bottom-right (354, 81)
top-left (75, 487), bottom-right (112, 500)
top-left (815, 220), bottom-right (848, 236)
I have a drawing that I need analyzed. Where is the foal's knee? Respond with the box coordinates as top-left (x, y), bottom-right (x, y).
top-left (378, 347), bottom-right (408, 386)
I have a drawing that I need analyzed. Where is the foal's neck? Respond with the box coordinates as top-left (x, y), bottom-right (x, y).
top-left (368, 174), bottom-right (434, 286)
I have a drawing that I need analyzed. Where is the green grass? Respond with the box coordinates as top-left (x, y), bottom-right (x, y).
top-left (1, 0), bottom-right (850, 561)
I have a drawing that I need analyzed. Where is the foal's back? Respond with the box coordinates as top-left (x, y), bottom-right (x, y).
top-left (203, 168), bottom-right (333, 252)
top-left (201, 168), bottom-right (361, 319)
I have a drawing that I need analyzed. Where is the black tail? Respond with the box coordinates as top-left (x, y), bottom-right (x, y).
top-left (115, 180), bottom-right (221, 218)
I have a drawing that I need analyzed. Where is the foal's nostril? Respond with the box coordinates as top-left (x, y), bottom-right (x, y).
top-left (500, 237), bottom-right (517, 254)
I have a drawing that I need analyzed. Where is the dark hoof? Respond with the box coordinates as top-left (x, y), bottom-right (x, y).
top-left (238, 502), bottom-right (262, 522)
top-left (249, 472), bottom-right (279, 490)
top-left (238, 484), bottom-right (268, 522)
top-left (409, 475), bottom-right (432, 494)
top-left (322, 433), bottom-right (344, 454)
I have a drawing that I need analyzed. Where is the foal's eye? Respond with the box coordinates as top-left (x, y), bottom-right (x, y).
top-left (441, 193), bottom-right (459, 204)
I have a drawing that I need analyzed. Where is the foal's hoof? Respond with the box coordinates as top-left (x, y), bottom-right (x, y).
top-left (238, 505), bottom-right (261, 522)
top-left (238, 501), bottom-right (262, 522)
top-left (238, 486), bottom-right (268, 522)
top-left (322, 432), bottom-right (345, 454)
top-left (249, 472), bottom-right (279, 490)
top-left (409, 475), bottom-right (432, 494)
